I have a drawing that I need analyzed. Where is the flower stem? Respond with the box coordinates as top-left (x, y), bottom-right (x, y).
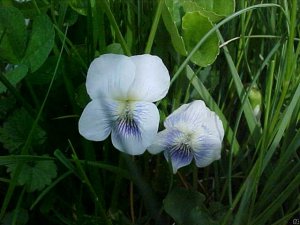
top-left (144, 0), bottom-right (164, 54)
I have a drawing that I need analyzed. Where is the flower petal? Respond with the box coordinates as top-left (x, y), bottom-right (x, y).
top-left (111, 101), bottom-right (160, 155)
top-left (164, 100), bottom-right (208, 130)
top-left (78, 98), bottom-right (119, 141)
top-left (192, 135), bottom-right (222, 168)
top-left (147, 129), bottom-right (169, 154)
top-left (128, 54), bottom-right (170, 102)
top-left (86, 54), bottom-right (135, 100)
top-left (202, 110), bottom-right (224, 142)
top-left (164, 142), bottom-right (193, 174)
top-left (156, 128), bottom-right (193, 173)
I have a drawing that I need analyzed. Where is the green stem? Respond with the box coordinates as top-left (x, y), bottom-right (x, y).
top-left (69, 140), bottom-right (112, 225)
top-left (269, 0), bottom-right (297, 132)
top-left (99, 0), bottom-right (131, 56)
top-left (11, 187), bottom-right (26, 225)
top-left (144, 0), bottom-right (164, 54)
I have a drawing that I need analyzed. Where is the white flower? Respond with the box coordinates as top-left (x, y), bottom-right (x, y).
top-left (78, 54), bottom-right (170, 155)
top-left (148, 100), bottom-right (224, 173)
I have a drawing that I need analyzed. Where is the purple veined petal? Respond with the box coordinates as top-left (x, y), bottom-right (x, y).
top-left (128, 54), bottom-right (170, 102)
top-left (111, 101), bottom-right (160, 155)
top-left (78, 98), bottom-right (120, 141)
top-left (158, 128), bottom-right (193, 173)
top-left (164, 142), bottom-right (193, 174)
top-left (86, 54), bottom-right (136, 100)
top-left (192, 135), bottom-right (222, 168)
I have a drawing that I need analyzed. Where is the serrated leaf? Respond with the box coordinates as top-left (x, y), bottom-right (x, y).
top-left (0, 65), bottom-right (28, 93)
top-left (0, 6), bottom-right (27, 63)
top-left (0, 108), bottom-right (46, 153)
top-left (22, 14), bottom-right (55, 72)
top-left (162, 0), bottom-right (187, 55)
top-left (164, 188), bottom-right (216, 225)
top-left (182, 11), bottom-right (219, 67)
top-left (7, 159), bottom-right (57, 192)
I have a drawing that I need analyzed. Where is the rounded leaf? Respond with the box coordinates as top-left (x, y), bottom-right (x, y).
top-left (182, 12), bottom-right (219, 67)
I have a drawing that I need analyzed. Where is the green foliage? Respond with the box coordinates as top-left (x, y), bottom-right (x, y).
top-left (182, 12), bottom-right (219, 66)
top-left (164, 188), bottom-right (217, 225)
top-left (6, 159), bottom-right (57, 192)
top-left (0, 6), bottom-right (27, 63)
top-left (1, 208), bottom-right (28, 225)
top-left (0, 108), bottom-right (46, 153)
top-left (0, 65), bottom-right (28, 93)
top-left (0, 0), bottom-right (299, 224)
top-left (22, 14), bottom-right (55, 72)
top-left (182, 0), bottom-right (235, 22)
top-left (162, 0), bottom-right (187, 55)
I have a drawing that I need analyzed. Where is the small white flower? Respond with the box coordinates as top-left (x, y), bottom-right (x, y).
top-left (78, 54), bottom-right (170, 155)
top-left (148, 100), bottom-right (224, 173)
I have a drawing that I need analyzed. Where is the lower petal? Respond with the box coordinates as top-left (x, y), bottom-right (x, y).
top-left (164, 143), bottom-right (193, 174)
top-left (192, 135), bottom-right (222, 167)
top-left (111, 101), bottom-right (160, 155)
top-left (78, 98), bottom-right (119, 141)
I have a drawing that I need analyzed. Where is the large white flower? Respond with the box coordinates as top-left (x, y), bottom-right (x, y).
top-left (78, 54), bottom-right (170, 155)
top-left (148, 100), bottom-right (224, 173)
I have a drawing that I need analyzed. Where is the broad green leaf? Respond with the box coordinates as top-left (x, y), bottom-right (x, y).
top-left (0, 108), bottom-right (46, 153)
top-left (11, 1), bottom-right (50, 19)
top-left (182, 2), bottom-right (220, 22)
top-left (162, 0), bottom-right (187, 55)
top-left (182, 12), bottom-right (219, 67)
top-left (69, 0), bottom-right (95, 16)
top-left (0, 65), bottom-right (28, 93)
top-left (105, 43), bottom-right (124, 54)
top-left (164, 188), bottom-right (216, 225)
top-left (7, 159), bottom-right (57, 192)
top-left (165, 0), bottom-right (182, 27)
top-left (0, 6), bottom-right (27, 62)
top-left (22, 14), bottom-right (55, 72)
top-left (185, 0), bottom-right (235, 17)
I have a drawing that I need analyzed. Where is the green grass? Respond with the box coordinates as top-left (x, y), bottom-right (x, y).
top-left (0, 0), bottom-right (299, 224)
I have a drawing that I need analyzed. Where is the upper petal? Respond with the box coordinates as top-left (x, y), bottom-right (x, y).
top-left (86, 54), bottom-right (135, 100)
top-left (164, 100), bottom-right (208, 130)
top-left (78, 98), bottom-right (120, 141)
top-left (111, 101), bottom-right (160, 155)
top-left (128, 54), bottom-right (170, 102)
top-left (205, 110), bottom-right (224, 142)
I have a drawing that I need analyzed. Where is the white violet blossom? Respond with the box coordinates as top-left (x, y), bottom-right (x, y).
top-left (78, 54), bottom-right (170, 155)
top-left (148, 100), bottom-right (224, 173)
